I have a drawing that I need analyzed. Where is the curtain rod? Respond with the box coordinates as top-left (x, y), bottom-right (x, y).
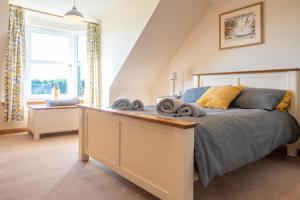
top-left (9, 4), bottom-right (99, 25)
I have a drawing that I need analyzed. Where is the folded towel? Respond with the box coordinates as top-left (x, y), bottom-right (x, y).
top-left (177, 103), bottom-right (206, 117)
top-left (46, 97), bottom-right (80, 107)
top-left (131, 99), bottom-right (144, 111)
top-left (111, 97), bottom-right (131, 110)
top-left (156, 98), bottom-right (182, 117)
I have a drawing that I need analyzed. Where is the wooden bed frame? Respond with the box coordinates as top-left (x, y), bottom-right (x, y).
top-left (79, 68), bottom-right (300, 200)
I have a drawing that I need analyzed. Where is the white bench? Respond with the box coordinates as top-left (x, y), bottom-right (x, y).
top-left (28, 105), bottom-right (80, 140)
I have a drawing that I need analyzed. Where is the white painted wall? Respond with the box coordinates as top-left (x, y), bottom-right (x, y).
top-left (110, 0), bottom-right (212, 104)
top-left (101, 0), bottom-right (159, 106)
top-left (26, 13), bottom-right (87, 32)
top-left (152, 0), bottom-right (300, 97)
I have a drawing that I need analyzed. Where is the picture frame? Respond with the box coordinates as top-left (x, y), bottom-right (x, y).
top-left (219, 2), bottom-right (264, 50)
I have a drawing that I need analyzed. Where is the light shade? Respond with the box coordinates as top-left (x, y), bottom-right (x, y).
top-left (170, 72), bottom-right (177, 80)
top-left (64, 6), bottom-right (84, 21)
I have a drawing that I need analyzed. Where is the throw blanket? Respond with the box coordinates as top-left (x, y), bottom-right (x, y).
top-left (131, 99), bottom-right (144, 111)
top-left (156, 98), bottom-right (182, 117)
top-left (191, 109), bottom-right (300, 186)
top-left (46, 97), bottom-right (80, 106)
top-left (111, 97), bottom-right (131, 110)
top-left (141, 106), bottom-right (300, 187)
top-left (177, 103), bottom-right (206, 117)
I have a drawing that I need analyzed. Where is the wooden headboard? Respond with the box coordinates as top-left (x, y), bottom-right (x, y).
top-left (192, 68), bottom-right (300, 122)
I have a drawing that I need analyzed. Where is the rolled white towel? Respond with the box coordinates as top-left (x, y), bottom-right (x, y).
top-left (46, 97), bottom-right (80, 107)
top-left (111, 97), bottom-right (131, 110)
top-left (177, 103), bottom-right (206, 117)
top-left (156, 98), bottom-right (182, 116)
top-left (131, 99), bottom-right (144, 111)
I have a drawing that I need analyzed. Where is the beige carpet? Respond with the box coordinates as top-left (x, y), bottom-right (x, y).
top-left (0, 133), bottom-right (300, 200)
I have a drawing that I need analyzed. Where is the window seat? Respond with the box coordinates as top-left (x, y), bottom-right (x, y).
top-left (28, 104), bottom-right (80, 140)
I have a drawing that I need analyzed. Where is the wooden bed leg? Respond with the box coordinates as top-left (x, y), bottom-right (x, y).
top-left (33, 132), bottom-right (40, 140)
top-left (169, 128), bottom-right (194, 200)
top-left (287, 143), bottom-right (298, 157)
top-left (79, 108), bottom-right (89, 162)
top-left (79, 151), bottom-right (89, 161)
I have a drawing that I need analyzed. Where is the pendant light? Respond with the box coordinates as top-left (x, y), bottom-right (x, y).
top-left (64, 0), bottom-right (84, 21)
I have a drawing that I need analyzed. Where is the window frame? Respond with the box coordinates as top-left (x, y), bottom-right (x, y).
top-left (25, 25), bottom-right (86, 100)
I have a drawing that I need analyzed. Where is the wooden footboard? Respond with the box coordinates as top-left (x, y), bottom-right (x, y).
top-left (79, 106), bottom-right (198, 200)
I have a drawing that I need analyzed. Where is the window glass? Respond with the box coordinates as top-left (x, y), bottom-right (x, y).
top-left (30, 62), bottom-right (71, 95)
top-left (31, 32), bottom-right (71, 63)
top-left (77, 35), bottom-right (87, 97)
top-left (27, 27), bottom-right (87, 99)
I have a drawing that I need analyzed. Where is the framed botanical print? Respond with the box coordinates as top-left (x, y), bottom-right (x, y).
top-left (219, 2), bottom-right (264, 50)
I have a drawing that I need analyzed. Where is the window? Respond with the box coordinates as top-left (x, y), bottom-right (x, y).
top-left (77, 35), bottom-right (87, 97)
top-left (26, 26), bottom-right (87, 100)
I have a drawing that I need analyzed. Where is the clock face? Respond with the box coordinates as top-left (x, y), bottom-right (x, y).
top-left (224, 12), bottom-right (256, 42)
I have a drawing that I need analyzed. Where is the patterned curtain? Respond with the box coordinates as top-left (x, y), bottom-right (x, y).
top-left (87, 23), bottom-right (101, 107)
top-left (4, 6), bottom-right (25, 122)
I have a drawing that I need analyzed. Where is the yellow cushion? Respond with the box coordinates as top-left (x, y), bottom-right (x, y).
top-left (276, 90), bottom-right (292, 112)
top-left (196, 85), bottom-right (243, 109)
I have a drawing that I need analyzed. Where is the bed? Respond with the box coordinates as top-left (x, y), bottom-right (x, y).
top-left (79, 68), bottom-right (300, 200)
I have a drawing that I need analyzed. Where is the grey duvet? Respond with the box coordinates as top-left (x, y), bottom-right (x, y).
top-left (142, 106), bottom-right (300, 186)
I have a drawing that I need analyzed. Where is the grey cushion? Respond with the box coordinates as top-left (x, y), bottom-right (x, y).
top-left (180, 87), bottom-right (210, 103)
top-left (231, 87), bottom-right (285, 110)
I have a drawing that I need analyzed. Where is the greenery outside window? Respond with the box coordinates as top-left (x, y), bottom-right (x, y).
top-left (26, 26), bottom-right (87, 100)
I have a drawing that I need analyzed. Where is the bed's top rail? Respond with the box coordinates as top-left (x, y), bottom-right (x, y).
top-left (79, 105), bottom-right (198, 129)
top-left (192, 68), bottom-right (299, 77)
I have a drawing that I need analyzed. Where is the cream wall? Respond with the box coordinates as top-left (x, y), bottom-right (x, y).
top-left (110, 0), bottom-right (212, 104)
top-left (152, 0), bottom-right (300, 97)
top-left (26, 14), bottom-right (87, 32)
top-left (101, 0), bottom-right (160, 106)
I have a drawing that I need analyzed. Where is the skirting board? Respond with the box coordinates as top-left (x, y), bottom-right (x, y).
top-left (0, 128), bottom-right (28, 135)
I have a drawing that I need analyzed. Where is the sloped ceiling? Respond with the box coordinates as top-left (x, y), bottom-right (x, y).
top-left (110, 0), bottom-right (212, 103)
